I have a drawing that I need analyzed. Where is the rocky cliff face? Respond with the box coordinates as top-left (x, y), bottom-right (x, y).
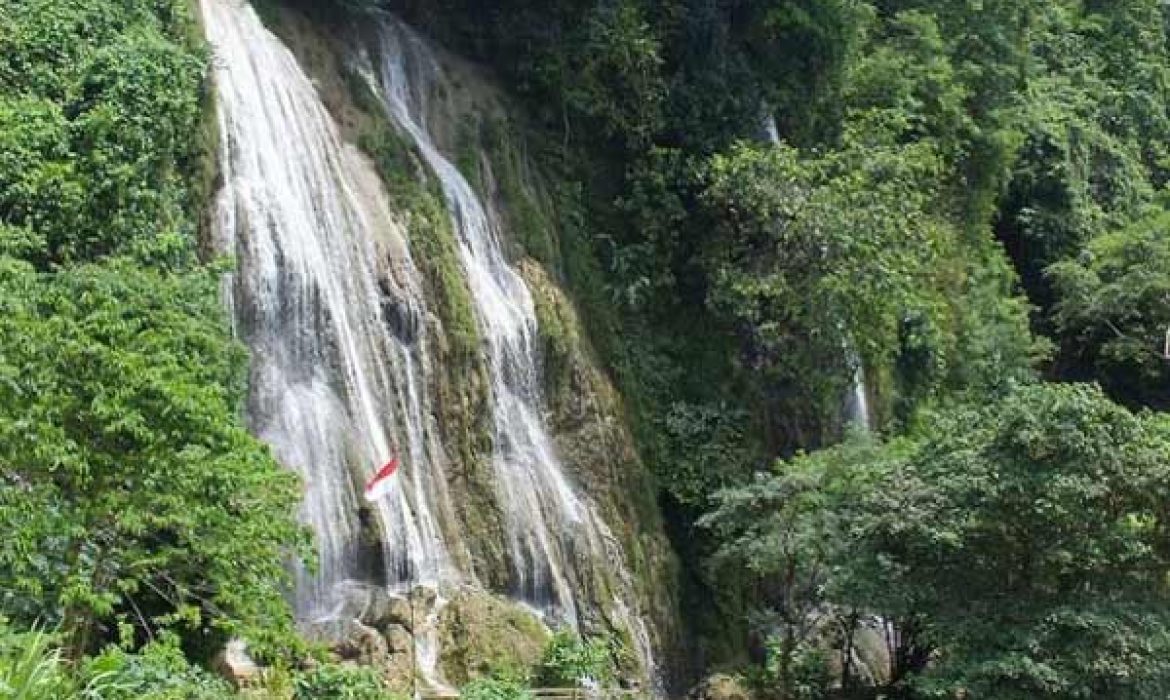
top-left (208, 0), bottom-right (680, 690)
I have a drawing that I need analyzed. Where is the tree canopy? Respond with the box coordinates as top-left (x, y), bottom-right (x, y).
top-left (0, 0), bottom-right (305, 662)
top-left (707, 383), bottom-right (1170, 698)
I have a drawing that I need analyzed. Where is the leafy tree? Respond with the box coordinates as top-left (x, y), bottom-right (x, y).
top-left (1048, 207), bottom-right (1170, 409)
top-left (0, 0), bottom-right (209, 269)
top-left (701, 436), bottom-right (907, 696)
top-left (709, 383), bottom-right (1170, 698)
top-left (698, 129), bottom-right (1035, 437)
top-left (537, 630), bottom-right (617, 688)
top-left (0, 259), bottom-right (306, 656)
top-left (861, 383), bottom-right (1170, 698)
top-left (987, 1), bottom-right (1166, 312)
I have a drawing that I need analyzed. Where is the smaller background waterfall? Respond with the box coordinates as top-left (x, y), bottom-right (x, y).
top-left (844, 351), bottom-right (871, 431)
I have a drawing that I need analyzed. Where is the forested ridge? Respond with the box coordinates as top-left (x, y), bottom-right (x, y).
top-left (3, 0), bottom-right (1170, 698)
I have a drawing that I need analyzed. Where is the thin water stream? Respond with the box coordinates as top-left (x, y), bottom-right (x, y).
top-left (369, 18), bottom-right (661, 686)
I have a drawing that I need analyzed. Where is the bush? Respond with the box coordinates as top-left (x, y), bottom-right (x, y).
top-left (707, 383), bottom-right (1170, 697)
top-left (0, 0), bottom-right (208, 269)
top-left (537, 630), bottom-right (616, 688)
top-left (80, 640), bottom-right (233, 700)
top-left (461, 675), bottom-right (533, 700)
top-left (0, 261), bottom-right (306, 655)
top-left (0, 621), bottom-right (77, 700)
top-left (292, 662), bottom-right (391, 700)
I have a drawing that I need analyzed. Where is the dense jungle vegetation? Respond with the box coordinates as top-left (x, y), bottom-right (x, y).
top-left (3, 0), bottom-right (1170, 697)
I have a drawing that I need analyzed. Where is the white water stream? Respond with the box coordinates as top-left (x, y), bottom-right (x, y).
top-left (369, 17), bottom-right (660, 686)
top-left (202, 0), bottom-right (458, 621)
top-left (370, 20), bottom-right (579, 619)
top-left (844, 352), bottom-right (871, 431)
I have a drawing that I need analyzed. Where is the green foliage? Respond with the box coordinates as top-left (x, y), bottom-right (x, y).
top-left (977, 0), bottom-right (1169, 319)
top-left (0, 0), bottom-right (210, 269)
top-left (1048, 207), bottom-right (1170, 408)
top-left (0, 260), bottom-right (307, 655)
top-left (565, 2), bottom-right (664, 148)
top-left (756, 638), bottom-right (833, 700)
top-left (0, 0), bottom-right (309, 672)
top-left (0, 621), bottom-right (244, 700)
top-left (537, 630), bottom-right (616, 688)
top-left (842, 10), bottom-right (968, 145)
top-left (460, 674), bottom-right (533, 700)
top-left (702, 135), bottom-right (942, 375)
top-left (81, 639), bottom-right (234, 700)
top-left (700, 436), bottom-right (902, 696)
top-left (700, 131), bottom-right (1035, 434)
top-left (865, 383), bottom-right (1170, 697)
top-left (0, 621), bottom-right (79, 700)
top-left (292, 662), bottom-right (392, 700)
top-left (707, 383), bottom-right (1170, 697)
top-left (653, 402), bottom-right (753, 509)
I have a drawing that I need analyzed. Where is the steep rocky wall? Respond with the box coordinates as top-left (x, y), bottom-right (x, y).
top-left (241, 1), bottom-right (681, 687)
top-left (374, 44), bottom-right (682, 678)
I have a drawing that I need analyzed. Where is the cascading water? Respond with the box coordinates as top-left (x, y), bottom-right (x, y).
top-left (368, 17), bottom-right (661, 686)
top-left (370, 22), bottom-right (577, 617)
top-left (201, 0), bottom-right (662, 686)
top-left (202, 0), bottom-right (460, 621)
top-left (844, 352), bottom-right (871, 431)
top-left (760, 109), bottom-right (781, 146)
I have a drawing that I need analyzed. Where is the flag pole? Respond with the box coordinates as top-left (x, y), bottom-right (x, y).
top-left (411, 566), bottom-right (418, 700)
top-left (408, 461), bottom-right (418, 700)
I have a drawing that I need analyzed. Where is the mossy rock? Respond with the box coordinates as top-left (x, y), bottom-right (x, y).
top-left (437, 588), bottom-right (551, 685)
top-left (691, 673), bottom-right (755, 700)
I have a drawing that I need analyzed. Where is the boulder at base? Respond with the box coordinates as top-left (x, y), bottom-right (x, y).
top-left (690, 673), bottom-right (754, 700)
top-left (436, 587), bottom-right (551, 686)
top-left (212, 639), bottom-right (260, 689)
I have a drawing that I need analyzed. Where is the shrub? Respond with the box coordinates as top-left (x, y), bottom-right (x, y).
top-left (80, 640), bottom-right (233, 700)
top-left (537, 630), bottom-right (616, 688)
top-left (292, 662), bottom-right (390, 700)
top-left (0, 621), bottom-right (77, 700)
top-left (461, 675), bottom-right (533, 700)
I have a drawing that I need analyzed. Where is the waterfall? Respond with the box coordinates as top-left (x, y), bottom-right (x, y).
top-left (369, 17), bottom-right (576, 621)
top-left (201, 0), bottom-right (460, 621)
top-left (368, 17), bottom-right (661, 686)
top-left (844, 351), bottom-right (871, 431)
top-left (760, 110), bottom-right (781, 146)
top-left (201, 0), bottom-right (661, 686)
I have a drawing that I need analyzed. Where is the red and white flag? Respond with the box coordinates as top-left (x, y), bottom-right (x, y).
top-left (364, 457), bottom-right (400, 502)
